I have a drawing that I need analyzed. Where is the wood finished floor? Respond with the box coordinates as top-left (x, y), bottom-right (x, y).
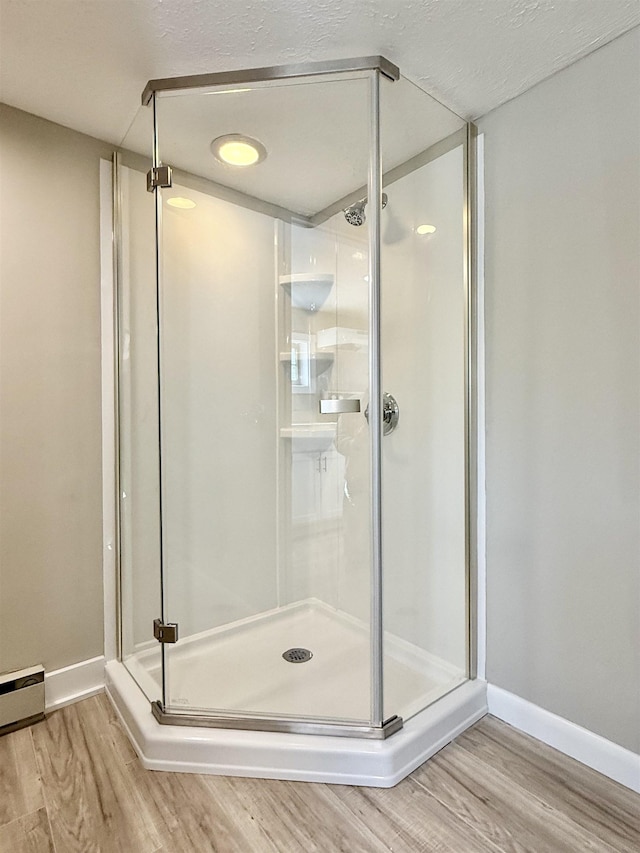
top-left (0, 693), bottom-right (638, 852)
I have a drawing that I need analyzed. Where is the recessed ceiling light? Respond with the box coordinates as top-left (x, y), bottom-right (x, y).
top-left (166, 197), bottom-right (196, 209)
top-left (210, 134), bottom-right (267, 167)
top-left (416, 224), bottom-right (436, 235)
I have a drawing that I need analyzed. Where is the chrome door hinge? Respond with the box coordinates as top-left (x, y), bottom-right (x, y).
top-left (153, 618), bottom-right (179, 644)
top-left (146, 164), bottom-right (173, 192)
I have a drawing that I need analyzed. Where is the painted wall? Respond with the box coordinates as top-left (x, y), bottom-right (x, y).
top-left (0, 105), bottom-right (112, 674)
top-left (480, 28), bottom-right (640, 753)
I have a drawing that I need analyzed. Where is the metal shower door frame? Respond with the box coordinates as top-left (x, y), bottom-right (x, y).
top-left (145, 57), bottom-right (400, 739)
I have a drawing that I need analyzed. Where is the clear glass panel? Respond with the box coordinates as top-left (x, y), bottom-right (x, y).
top-left (117, 106), bottom-right (163, 701)
top-left (117, 66), bottom-right (473, 732)
top-left (154, 75), bottom-right (374, 723)
top-left (380, 75), bottom-right (469, 721)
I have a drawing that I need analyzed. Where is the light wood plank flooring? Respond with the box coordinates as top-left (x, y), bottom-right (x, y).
top-left (0, 693), bottom-right (638, 852)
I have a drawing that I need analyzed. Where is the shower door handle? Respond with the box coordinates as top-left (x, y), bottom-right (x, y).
top-left (319, 398), bottom-right (361, 415)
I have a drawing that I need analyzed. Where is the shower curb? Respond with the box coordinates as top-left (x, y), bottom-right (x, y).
top-left (105, 661), bottom-right (487, 787)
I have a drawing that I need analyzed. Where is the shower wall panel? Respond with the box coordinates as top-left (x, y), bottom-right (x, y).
top-left (333, 227), bottom-right (373, 626)
top-left (278, 218), bottom-right (372, 624)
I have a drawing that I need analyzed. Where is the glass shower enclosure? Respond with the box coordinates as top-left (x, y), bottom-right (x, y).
top-left (115, 57), bottom-right (475, 739)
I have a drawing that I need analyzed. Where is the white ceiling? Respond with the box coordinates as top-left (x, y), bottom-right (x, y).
top-left (1, 0), bottom-right (639, 147)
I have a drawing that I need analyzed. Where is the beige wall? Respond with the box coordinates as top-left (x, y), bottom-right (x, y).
top-left (480, 29), bottom-right (640, 753)
top-left (0, 104), bottom-right (112, 674)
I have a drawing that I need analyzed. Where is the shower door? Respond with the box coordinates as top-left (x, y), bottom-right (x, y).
top-left (117, 57), bottom-right (474, 736)
top-left (149, 69), bottom-right (389, 731)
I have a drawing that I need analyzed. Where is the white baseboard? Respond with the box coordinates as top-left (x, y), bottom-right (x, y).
top-left (487, 684), bottom-right (640, 793)
top-left (45, 656), bottom-right (106, 712)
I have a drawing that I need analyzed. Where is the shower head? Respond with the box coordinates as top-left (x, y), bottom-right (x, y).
top-left (344, 199), bottom-right (367, 226)
top-left (343, 193), bottom-right (388, 226)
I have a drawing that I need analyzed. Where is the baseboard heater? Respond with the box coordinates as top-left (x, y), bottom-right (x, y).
top-left (0, 665), bottom-right (45, 735)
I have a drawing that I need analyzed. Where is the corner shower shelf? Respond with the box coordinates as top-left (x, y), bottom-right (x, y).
top-left (279, 351), bottom-right (335, 377)
top-left (279, 274), bottom-right (334, 312)
top-left (316, 326), bottom-right (368, 351)
top-left (279, 424), bottom-right (337, 452)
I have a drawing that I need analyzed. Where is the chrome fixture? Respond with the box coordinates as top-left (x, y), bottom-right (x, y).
top-left (319, 397), bottom-right (361, 414)
top-left (365, 392), bottom-right (400, 436)
top-left (282, 648), bottom-right (313, 663)
top-left (343, 193), bottom-right (388, 226)
top-left (141, 55), bottom-right (400, 105)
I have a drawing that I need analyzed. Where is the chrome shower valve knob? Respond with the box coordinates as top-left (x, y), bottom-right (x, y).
top-left (364, 392), bottom-right (399, 435)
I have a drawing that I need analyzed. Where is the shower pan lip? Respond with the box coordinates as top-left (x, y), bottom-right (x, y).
top-left (122, 598), bottom-right (468, 730)
top-left (105, 660), bottom-right (487, 787)
top-left (141, 55), bottom-right (400, 105)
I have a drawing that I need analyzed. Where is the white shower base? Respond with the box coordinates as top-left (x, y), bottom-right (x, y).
top-left (124, 600), bottom-right (466, 722)
top-left (106, 600), bottom-right (487, 786)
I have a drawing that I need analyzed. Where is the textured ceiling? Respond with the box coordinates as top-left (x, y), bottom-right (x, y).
top-left (1, 0), bottom-right (639, 146)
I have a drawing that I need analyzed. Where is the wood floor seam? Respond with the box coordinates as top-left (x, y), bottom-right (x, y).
top-left (30, 720), bottom-right (59, 853)
top-left (43, 808), bottom-right (58, 853)
top-left (410, 771), bottom-right (508, 852)
top-left (460, 743), bottom-right (627, 852)
top-left (0, 811), bottom-right (39, 834)
top-left (0, 722), bottom-right (45, 830)
top-left (455, 728), bottom-right (640, 851)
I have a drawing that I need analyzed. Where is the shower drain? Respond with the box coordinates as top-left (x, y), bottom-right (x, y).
top-left (282, 648), bottom-right (313, 663)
